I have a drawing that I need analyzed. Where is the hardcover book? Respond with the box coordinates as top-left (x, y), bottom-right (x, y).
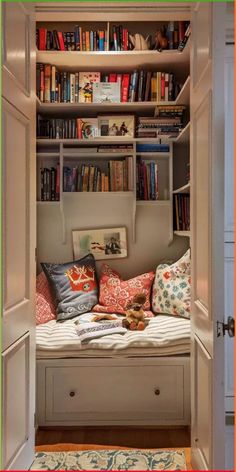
top-left (79, 72), bottom-right (101, 102)
top-left (93, 82), bottom-right (120, 103)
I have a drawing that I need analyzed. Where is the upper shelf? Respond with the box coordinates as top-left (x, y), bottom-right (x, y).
top-left (36, 74), bottom-right (190, 115)
top-left (36, 42), bottom-right (190, 74)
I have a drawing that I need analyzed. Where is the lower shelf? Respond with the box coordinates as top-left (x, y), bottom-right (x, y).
top-left (174, 231), bottom-right (190, 237)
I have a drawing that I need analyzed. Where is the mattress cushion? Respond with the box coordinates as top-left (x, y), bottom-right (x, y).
top-left (36, 313), bottom-right (191, 359)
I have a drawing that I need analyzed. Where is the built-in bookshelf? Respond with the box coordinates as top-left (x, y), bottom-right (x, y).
top-left (36, 17), bottom-right (190, 242)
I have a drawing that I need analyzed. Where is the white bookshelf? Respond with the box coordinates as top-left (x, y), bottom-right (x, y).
top-left (173, 183), bottom-right (190, 194)
top-left (174, 230), bottom-right (190, 237)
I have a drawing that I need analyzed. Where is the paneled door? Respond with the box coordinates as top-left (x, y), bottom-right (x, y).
top-left (190, 2), bottom-right (228, 470)
top-left (2, 2), bottom-right (36, 470)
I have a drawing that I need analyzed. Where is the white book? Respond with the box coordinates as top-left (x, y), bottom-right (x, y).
top-left (70, 74), bottom-right (75, 103)
top-left (93, 82), bottom-right (120, 103)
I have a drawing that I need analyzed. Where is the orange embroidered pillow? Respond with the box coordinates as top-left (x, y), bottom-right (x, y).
top-left (93, 264), bottom-right (155, 315)
top-left (36, 272), bottom-right (56, 325)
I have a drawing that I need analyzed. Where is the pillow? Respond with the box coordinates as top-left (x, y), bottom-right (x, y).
top-left (93, 264), bottom-right (155, 315)
top-left (152, 249), bottom-right (191, 319)
top-left (41, 254), bottom-right (98, 322)
top-left (36, 272), bottom-right (56, 325)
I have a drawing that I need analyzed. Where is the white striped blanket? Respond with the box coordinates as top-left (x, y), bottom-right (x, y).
top-left (36, 314), bottom-right (191, 359)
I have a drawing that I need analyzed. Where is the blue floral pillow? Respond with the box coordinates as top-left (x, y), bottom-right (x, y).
top-left (41, 254), bottom-right (98, 322)
top-left (152, 250), bottom-right (191, 318)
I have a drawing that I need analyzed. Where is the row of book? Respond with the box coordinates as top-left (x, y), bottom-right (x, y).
top-left (63, 158), bottom-right (133, 192)
top-left (174, 194), bottom-right (190, 231)
top-left (136, 106), bottom-right (186, 138)
top-left (36, 66), bottom-right (181, 103)
top-left (40, 166), bottom-right (60, 201)
top-left (37, 27), bottom-right (107, 51)
top-left (136, 160), bottom-right (159, 201)
top-left (36, 22), bottom-right (190, 52)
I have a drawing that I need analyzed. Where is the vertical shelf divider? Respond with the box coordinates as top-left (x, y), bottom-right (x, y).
top-left (59, 143), bottom-right (66, 244)
top-left (132, 141), bottom-right (137, 243)
top-left (168, 142), bottom-right (173, 244)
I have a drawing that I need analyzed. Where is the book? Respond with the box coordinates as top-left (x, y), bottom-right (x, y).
top-left (79, 72), bottom-right (101, 102)
top-left (78, 118), bottom-right (99, 139)
top-left (93, 82), bottom-right (120, 103)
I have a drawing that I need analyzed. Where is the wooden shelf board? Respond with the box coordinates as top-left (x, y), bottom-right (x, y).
top-left (36, 44), bottom-right (190, 72)
top-left (174, 122), bottom-right (190, 144)
top-left (37, 138), bottom-right (135, 145)
top-left (63, 191), bottom-right (133, 197)
top-left (174, 230), bottom-right (190, 237)
top-left (63, 152), bottom-right (134, 159)
top-left (174, 75), bottom-right (190, 106)
top-left (37, 152), bottom-right (60, 158)
top-left (137, 200), bottom-right (170, 206)
top-left (173, 183), bottom-right (190, 194)
top-left (37, 201), bottom-right (60, 205)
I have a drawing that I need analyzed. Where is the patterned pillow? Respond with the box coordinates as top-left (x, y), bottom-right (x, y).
top-left (152, 249), bottom-right (191, 319)
top-left (41, 254), bottom-right (98, 322)
top-left (93, 264), bottom-right (155, 315)
top-left (36, 272), bottom-right (56, 325)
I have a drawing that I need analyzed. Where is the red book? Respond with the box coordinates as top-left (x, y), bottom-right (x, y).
top-left (121, 74), bottom-right (130, 102)
top-left (56, 164), bottom-right (60, 200)
top-left (161, 72), bottom-right (165, 101)
top-left (39, 28), bottom-right (47, 50)
top-left (57, 31), bottom-right (65, 51)
top-left (179, 21), bottom-right (185, 43)
top-left (123, 29), bottom-right (128, 51)
top-left (77, 119), bottom-right (82, 139)
top-left (109, 74), bottom-right (117, 82)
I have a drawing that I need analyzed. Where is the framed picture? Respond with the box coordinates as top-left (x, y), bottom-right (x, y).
top-left (98, 115), bottom-right (135, 137)
top-left (72, 227), bottom-right (127, 260)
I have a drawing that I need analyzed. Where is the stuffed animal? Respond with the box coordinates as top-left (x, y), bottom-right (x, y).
top-left (153, 27), bottom-right (168, 51)
top-left (122, 293), bottom-right (147, 331)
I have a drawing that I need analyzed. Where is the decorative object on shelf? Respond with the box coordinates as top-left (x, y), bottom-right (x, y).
top-left (153, 27), bottom-right (168, 51)
top-left (128, 33), bottom-right (151, 51)
top-left (72, 227), bottom-right (127, 260)
top-left (93, 82), bottom-right (121, 103)
top-left (122, 293), bottom-right (148, 331)
top-left (77, 118), bottom-right (99, 139)
top-left (79, 72), bottom-right (101, 103)
top-left (98, 115), bottom-right (135, 137)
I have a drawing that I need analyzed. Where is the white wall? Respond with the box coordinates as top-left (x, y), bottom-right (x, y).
top-left (37, 197), bottom-right (189, 278)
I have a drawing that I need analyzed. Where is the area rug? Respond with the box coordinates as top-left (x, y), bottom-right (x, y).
top-left (31, 448), bottom-right (187, 470)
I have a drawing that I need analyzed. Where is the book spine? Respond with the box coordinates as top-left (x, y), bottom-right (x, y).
top-left (75, 73), bottom-right (79, 102)
top-left (40, 64), bottom-right (44, 102)
top-left (39, 28), bottom-right (47, 50)
top-left (75, 25), bottom-right (80, 51)
top-left (85, 31), bottom-right (90, 51)
top-left (36, 64), bottom-right (40, 99)
top-left (70, 74), bottom-right (75, 103)
top-left (40, 168), bottom-right (44, 201)
top-left (165, 73), bottom-right (169, 101)
top-left (178, 24), bottom-right (191, 51)
top-left (99, 30), bottom-right (105, 51)
top-left (44, 64), bottom-right (51, 103)
top-left (51, 66), bottom-right (56, 102)
top-left (57, 31), bottom-right (65, 51)
top-left (151, 74), bottom-right (157, 102)
top-left (144, 71), bottom-right (152, 102)
top-left (121, 74), bottom-right (130, 102)
top-left (53, 30), bottom-right (60, 50)
top-left (113, 26), bottom-right (118, 51)
top-left (71, 32), bottom-right (75, 51)
top-left (50, 167), bottom-right (56, 201)
top-left (90, 31), bottom-right (94, 51)
top-left (66, 32), bottom-right (71, 51)
top-left (82, 31), bottom-right (86, 51)
top-left (161, 72), bottom-right (165, 101)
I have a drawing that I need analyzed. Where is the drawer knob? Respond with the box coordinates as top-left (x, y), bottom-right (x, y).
top-left (69, 391), bottom-right (75, 397)
top-left (154, 388), bottom-right (160, 396)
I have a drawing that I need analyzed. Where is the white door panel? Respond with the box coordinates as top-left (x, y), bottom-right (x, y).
top-left (224, 47), bottom-right (234, 241)
top-left (191, 2), bottom-right (226, 470)
top-left (224, 244), bottom-right (234, 412)
top-left (2, 2), bottom-right (36, 470)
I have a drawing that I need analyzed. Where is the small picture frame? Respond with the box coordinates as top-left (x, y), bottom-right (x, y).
top-left (72, 227), bottom-right (127, 260)
top-left (98, 115), bottom-right (135, 138)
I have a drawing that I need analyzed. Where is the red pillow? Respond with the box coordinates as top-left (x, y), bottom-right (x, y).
top-left (93, 264), bottom-right (155, 316)
top-left (36, 272), bottom-right (56, 325)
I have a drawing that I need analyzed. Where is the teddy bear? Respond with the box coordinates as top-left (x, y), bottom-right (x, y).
top-left (122, 293), bottom-right (148, 331)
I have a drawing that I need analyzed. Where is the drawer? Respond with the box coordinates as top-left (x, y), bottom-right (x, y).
top-left (44, 363), bottom-right (188, 424)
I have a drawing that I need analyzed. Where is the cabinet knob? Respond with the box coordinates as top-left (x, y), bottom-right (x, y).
top-left (154, 388), bottom-right (160, 396)
top-left (69, 391), bottom-right (75, 397)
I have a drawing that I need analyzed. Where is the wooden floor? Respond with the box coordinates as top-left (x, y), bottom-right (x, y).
top-left (36, 426), bottom-right (191, 449)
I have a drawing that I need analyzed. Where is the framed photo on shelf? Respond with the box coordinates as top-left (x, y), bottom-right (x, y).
top-left (98, 115), bottom-right (135, 138)
top-left (72, 227), bottom-right (127, 260)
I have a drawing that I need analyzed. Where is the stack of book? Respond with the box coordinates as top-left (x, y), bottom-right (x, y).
top-left (37, 116), bottom-right (78, 139)
top-left (110, 25), bottom-right (132, 51)
top-left (136, 160), bottom-right (159, 201)
top-left (39, 166), bottom-right (60, 201)
top-left (36, 65), bottom-right (181, 103)
top-left (63, 157), bottom-right (133, 192)
top-left (162, 21), bottom-right (190, 51)
top-left (36, 27), bottom-right (106, 51)
top-left (136, 106), bottom-right (186, 138)
top-left (174, 194), bottom-right (190, 230)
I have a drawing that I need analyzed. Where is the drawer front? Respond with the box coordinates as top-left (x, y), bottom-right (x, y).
top-left (45, 364), bottom-right (186, 423)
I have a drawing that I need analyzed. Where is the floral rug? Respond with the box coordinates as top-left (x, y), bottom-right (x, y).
top-left (31, 449), bottom-right (187, 470)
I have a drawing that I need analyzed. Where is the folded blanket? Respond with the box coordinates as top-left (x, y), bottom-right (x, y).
top-left (75, 320), bottom-right (127, 343)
